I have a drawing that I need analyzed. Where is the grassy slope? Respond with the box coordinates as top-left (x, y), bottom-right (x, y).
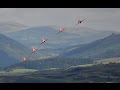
top-left (1, 61), bottom-right (120, 83)
top-left (94, 57), bottom-right (120, 64)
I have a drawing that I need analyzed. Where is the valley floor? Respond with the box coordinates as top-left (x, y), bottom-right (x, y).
top-left (0, 62), bottom-right (120, 83)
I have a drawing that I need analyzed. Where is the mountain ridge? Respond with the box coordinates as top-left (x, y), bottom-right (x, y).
top-left (0, 33), bottom-right (32, 67)
top-left (60, 33), bottom-right (120, 59)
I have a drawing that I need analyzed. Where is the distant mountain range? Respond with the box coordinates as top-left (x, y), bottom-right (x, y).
top-left (4, 25), bottom-right (113, 58)
top-left (0, 22), bottom-right (29, 33)
top-left (7, 33), bottom-right (120, 70)
top-left (1, 22), bottom-right (120, 67)
top-left (60, 33), bottom-right (120, 59)
top-left (0, 33), bottom-right (31, 67)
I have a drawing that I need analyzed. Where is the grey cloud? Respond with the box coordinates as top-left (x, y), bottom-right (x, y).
top-left (0, 8), bottom-right (120, 31)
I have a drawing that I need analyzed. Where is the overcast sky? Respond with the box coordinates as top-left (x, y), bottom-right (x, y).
top-left (0, 8), bottom-right (120, 31)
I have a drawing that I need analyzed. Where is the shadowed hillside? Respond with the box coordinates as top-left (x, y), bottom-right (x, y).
top-left (61, 33), bottom-right (120, 59)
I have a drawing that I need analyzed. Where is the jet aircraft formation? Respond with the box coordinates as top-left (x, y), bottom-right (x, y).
top-left (21, 18), bottom-right (87, 63)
